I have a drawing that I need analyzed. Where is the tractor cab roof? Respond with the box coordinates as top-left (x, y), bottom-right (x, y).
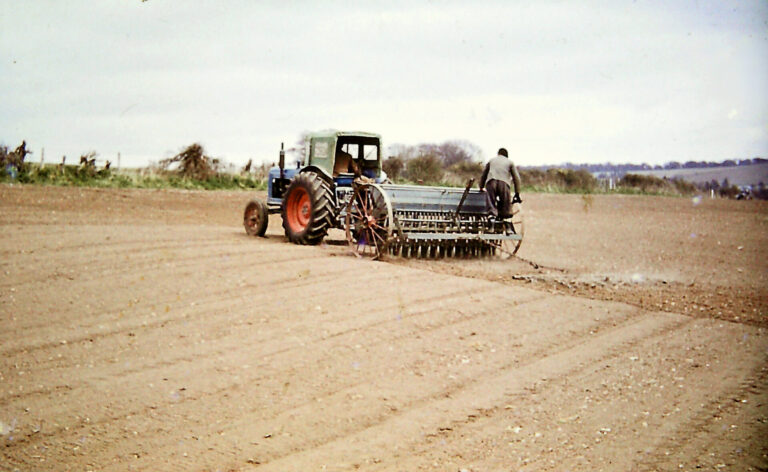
top-left (308, 130), bottom-right (381, 141)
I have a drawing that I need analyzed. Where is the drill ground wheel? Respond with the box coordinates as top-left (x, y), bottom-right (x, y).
top-left (345, 182), bottom-right (393, 259)
top-left (281, 172), bottom-right (335, 245)
top-left (243, 199), bottom-right (268, 237)
top-left (490, 201), bottom-right (525, 259)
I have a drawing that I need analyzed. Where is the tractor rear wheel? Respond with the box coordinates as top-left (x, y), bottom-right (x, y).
top-left (243, 199), bottom-right (268, 237)
top-left (281, 172), bottom-right (335, 245)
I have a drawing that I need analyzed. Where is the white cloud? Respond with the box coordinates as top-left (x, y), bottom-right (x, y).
top-left (1, 0), bottom-right (766, 168)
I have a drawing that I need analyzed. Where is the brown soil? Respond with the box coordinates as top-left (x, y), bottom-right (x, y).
top-left (396, 193), bottom-right (768, 328)
top-left (1, 185), bottom-right (766, 471)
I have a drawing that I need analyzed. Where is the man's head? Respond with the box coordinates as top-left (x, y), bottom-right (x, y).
top-left (498, 148), bottom-right (508, 158)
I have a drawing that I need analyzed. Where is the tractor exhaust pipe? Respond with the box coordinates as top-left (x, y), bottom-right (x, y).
top-left (279, 142), bottom-right (285, 180)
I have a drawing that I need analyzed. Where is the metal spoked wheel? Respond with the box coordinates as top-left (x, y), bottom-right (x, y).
top-left (345, 182), bottom-right (393, 259)
top-left (491, 202), bottom-right (525, 259)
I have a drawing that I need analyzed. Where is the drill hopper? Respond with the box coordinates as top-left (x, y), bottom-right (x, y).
top-left (344, 180), bottom-right (523, 259)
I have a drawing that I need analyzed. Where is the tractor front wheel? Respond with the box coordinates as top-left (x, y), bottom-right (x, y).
top-left (281, 172), bottom-right (335, 245)
top-left (243, 199), bottom-right (268, 237)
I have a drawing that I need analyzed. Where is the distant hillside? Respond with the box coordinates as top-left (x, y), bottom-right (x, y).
top-left (520, 159), bottom-right (768, 188)
top-left (631, 163), bottom-right (768, 187)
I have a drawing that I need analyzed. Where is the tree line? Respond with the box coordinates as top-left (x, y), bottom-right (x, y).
top-left (4, 136), bottom-right (764, 198)
top-left (382, 139), bottom-right (765, 198)
top-left (382, 141), bottom-right (484, 186)
top-left (533, 157), bottom-right (766, 175)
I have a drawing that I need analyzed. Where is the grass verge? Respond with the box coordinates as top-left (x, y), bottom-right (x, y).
top-left (2, 163), bottom-right (267, 191)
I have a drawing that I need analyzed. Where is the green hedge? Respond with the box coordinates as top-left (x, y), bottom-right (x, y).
top-left (2, 163), bottom-right (267, 191)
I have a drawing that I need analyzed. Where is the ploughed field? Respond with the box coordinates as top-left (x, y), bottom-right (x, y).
top-left (1, 185), bottom-right (766, 471)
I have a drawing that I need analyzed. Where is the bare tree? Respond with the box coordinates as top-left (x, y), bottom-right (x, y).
top-left (436, 140), bottom-right (482, 166)
top-left (406, 153), bottom-right (444, 184)
top-left (388, 140), bottom-right (482, 167)
top-left (382, 156), bottom-right (405, 181)
top-left (160, 143), bottom-right (215, 179)
top-left (78, 151), bottom-right (98, 177)
top-left (288, 131), bottom-right (311, 166)
top-left (2, 140), bottom-right (32, 171)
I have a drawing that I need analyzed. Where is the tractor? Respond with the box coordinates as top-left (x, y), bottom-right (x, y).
top-left (243, 130), bottom-right (523, 259)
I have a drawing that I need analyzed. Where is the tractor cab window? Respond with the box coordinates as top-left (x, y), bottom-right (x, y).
top-left (337, 143), bottom-right (357, 160)
top-left (336, 138), bottom-right (379, 178)
top-left (333, 143), bottom-right (355, 177)
top-left (359, 144), bottom-right (379, 177)
top-left (340, 143), bottom-right (377, 162)
top-left (362, 144), bottom-right (378, 161)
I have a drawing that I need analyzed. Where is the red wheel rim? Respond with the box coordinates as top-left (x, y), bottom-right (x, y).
top-left (286, 187), bottom-right (310, 232)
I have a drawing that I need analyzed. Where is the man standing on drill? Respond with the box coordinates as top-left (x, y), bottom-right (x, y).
top-left (479, 148), bottom-right (522, 220)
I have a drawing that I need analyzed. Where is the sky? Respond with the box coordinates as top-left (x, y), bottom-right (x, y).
top-left (1, 0), bottom-right (767, 168)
